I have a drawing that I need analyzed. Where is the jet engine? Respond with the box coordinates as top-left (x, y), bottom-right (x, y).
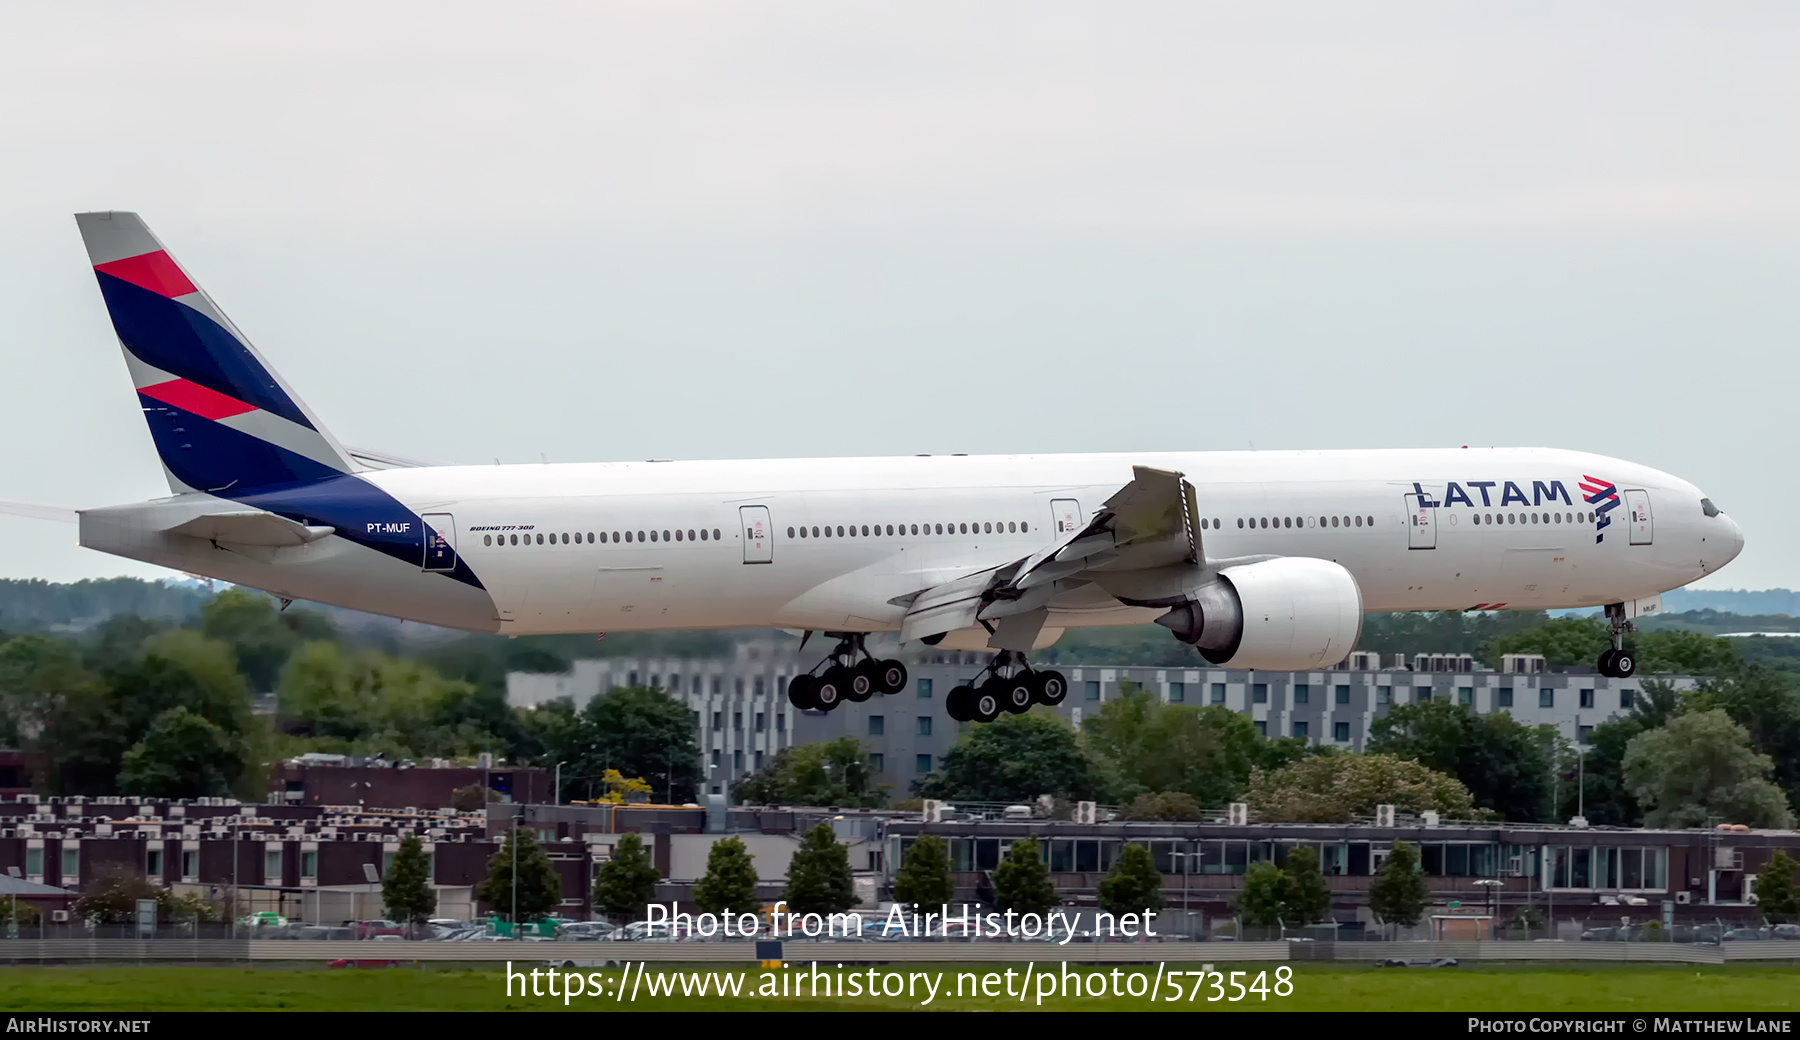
top-left (1154, 557), bottom-right (1363, 670)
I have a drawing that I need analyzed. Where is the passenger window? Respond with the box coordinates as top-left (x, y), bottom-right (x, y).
top-left (1020, 522), bottom-right (1027, 532)
top-left (663, 530), bottom-right (671, 541)
top-left (714, 528), bottom-right (722, 540)
top-left (483, 535), bottom-right (492, 546)
top-left (1238, 518), bottom-right (1244, 528)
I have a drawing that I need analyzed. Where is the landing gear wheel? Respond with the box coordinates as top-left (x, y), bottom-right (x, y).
top-left (947, 685), bottom-right (976, 722)
top-left (846, 660), bottom-right (878, 702)
top-left (971, 685), bottom-right (1003, 724)
top-left (1034, 670), bottom-right (1068, 706)
top-left (814, 666), bottom-right (849, 711)
top-left (787, 674), bottom-right (818, 711)
top-left (1614, 651), bottom-right (1636, 679)
top-left (875, 659), bottom-right (908, 695)
top-left (992, 674), bottom-right (1033, 714)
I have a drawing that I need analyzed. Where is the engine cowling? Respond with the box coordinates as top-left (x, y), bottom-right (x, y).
top-left (1154, 557), bottom-right (1363, 670)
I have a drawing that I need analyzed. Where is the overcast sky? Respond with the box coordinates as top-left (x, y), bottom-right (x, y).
top-left (0, 3), bottom-right (1794, 590)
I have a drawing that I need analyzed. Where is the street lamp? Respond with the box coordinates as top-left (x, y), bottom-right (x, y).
top-left (1167, 851), bottom-right (1201, 937)
top-left (554, 762), bottom-right (566, 806)
top-left (1474, 878), bottom-right (1504, 939)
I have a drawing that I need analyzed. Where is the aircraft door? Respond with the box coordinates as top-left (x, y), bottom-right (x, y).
top-left (1625, 490), bottom-right (1653, 545)
top-left (422, 513), bottom-right (457, 572)
top-left (740, 505), bottom-right (773, 564)
top-left (1050, 498), bottom-right (1085, 536)
top-left (1405, 494), bottom-right (1436, 550)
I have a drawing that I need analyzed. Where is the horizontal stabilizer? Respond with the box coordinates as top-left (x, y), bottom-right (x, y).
top-left (0, 501), bottom-right (78, 524)
top-left (167, 511), bottom-right (335, 547)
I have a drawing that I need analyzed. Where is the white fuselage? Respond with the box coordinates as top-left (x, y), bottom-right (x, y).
top-left (79, 445), bottom-right (1743, 641)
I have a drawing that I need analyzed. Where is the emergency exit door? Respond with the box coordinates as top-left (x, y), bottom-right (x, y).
top-left (1405, 494), bottom-right (1436, 550)
top-left (739, 505), bottom-right (773, 564)
top-left (422, 513), bottom-right (457, 572)
top-left (1625, 490), bottom-right (1654, 545)
top-left (1050, 498), bottom-right (1085, 536)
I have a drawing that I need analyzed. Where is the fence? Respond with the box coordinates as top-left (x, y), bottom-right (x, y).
top-left (0, 939), bottom-right (1796, 965)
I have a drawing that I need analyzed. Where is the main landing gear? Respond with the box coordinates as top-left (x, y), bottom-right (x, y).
top-left (786, 634), bottom-right (909, 712)
top-left (1597, 603), bottom-right (1638, 679)
top-left (944, 651), bottom-right (1068, 724)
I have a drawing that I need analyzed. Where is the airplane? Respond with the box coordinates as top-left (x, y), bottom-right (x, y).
top-left (35, 212), bottom-right (1745, 724)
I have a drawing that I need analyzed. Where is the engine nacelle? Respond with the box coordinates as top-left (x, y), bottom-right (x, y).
top-left (1154, 557), bottom-right (1363, 670)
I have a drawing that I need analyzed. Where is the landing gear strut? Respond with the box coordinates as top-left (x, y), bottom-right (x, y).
top-left (786, 634), bottom-right (908, 712)
top-left (945, 651), bottom-right (1068, 724)
top-left (1597, 603), bottom-right (1638, 679)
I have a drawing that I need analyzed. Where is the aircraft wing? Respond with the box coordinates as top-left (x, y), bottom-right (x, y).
top-left (166, 511), bottom-right (336, 547)
top-left (899, 465), bottom-right (1208, 645)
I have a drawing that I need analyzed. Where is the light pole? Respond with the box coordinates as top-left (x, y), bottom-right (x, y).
top-left (1576, 747), bottom-right (1586, 822)
top-left (554, 762), bottom-right (566, 806)
top-left (1474, 878), bottom-right (1503, 940)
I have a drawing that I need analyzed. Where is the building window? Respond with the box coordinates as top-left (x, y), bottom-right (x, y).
top-left (381, 850), bottom-right (394, 878)
top-left (1579, 688), bottom-right (1595, 709)
top-left (1335, 685), bottom-right (1350, 705)
top-left (917, 678), bottom-right (932, 699)
top-left (1458, 687), bottom-right (1473, 706)
top-left (1254, 721), bottom-right (1266, 736)
top-left (1415, 687), bottom-right (1431, 704)
top-left (870, 753), bottom-right (885, 773)
top-left (62, 848), bottom-right (78, 881)
top-left (711, 712), bottom-right (723, 731)
top-left (1578, 725), bottom-right (1594, 744)
top-left (1377, 685), bottom-right (1391, 705)
top-left (917, 716), bottom-right (933, 736)
top-left (1169, 682), bottom-right (1185, 703)
top-left (180, 850), bottom-right (196, 879)
top-left (1540, 688), bottom-right (1555, 709)
top-left (1334, 722), bottom-right (1350, 742)
top-left (869, 716), bottom-right (885, 736)
top-left (146, 848), bottom-right (163, 878)
top-left (710, 749), bottom-right (721, 767)
top-left (25, 848), bottom-right (43, 878)
top-left (301, 851), bottom-right (317, 879)
top-left (754, 750), bottom-right (764, 769)
top-left (266, 848), bottom-right (282, 878)
top-left (1498, 687), bottom-right (1514, 708)
top-left (1291, 721), bottom-right (1308, 740)
top-left (734, 750), bottom-right (743, 772)
top-left (1085, 681), bottom-right (1101, 701)
top-left (755, 712), bottom-right (766, 733)
top-left (776, 713), bottom-right (786, 733)
top-left (1620, 688), bottom-right (1635, 709)
top-left (1252, 683), bottom-right (1268, 704)
top-left (733, 711), bottom-right (743, 730)
top-left (1211, 683), bottom-right (1226, 704)
top-left (915, 754), bottom-right (933, 774)
top-left (1293, 684), bottom-right (1310, 705)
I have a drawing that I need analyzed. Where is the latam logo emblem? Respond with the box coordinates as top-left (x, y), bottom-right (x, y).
top-left (1580, 475), bottom-right (1620, 544)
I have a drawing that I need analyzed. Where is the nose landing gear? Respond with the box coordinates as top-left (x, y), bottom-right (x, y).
top-left (1597, 603), bottom-right (1638, 679)
top-left (944, 651), bottom-right (1068, 724)
top-left (785, 634), bottom-right (909, 712)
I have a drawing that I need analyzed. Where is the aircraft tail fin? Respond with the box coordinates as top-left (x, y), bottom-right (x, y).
top-left (75, 211), bottom-right (358, 494)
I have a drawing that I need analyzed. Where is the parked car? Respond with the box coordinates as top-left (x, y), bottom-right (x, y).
top-left (352, 920), bottom-right (405, 939)
top-left (1723, 927), bottom-right (1769, 941)
top-left (1771, 924), bottom-right (1800, 941)
top-left (238, 912), bottom-right (289, 931)
top-left (610, 921), bottom-right (677, 942)
top-left (558, 922), bottom-right (619, 941)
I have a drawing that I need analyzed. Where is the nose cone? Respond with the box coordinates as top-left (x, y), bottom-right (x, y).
top-left (1708, 514), bottom-right (1745, 574)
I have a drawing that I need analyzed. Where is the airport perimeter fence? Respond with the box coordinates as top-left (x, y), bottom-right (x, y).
top-left (1, 939), bottom-right (1798, 966)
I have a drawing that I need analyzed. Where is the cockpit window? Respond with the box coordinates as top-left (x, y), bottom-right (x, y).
top-left (1701, 498), bottom-right (1721, 517)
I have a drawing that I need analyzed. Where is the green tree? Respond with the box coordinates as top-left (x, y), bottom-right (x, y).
top-left (1684, 664), bottom-right (1800, 812)
top-left (1367, 841), bottom-right (1429, 935)
top-left (1097, 843), bottom-right (1165, 919)
top-left (1281, 846), bottom-right (1332, 927)
top-left (200, 587), bottom-right (328, 693)
top-left (1622, 710), bottom-right (1796, 829)
top-left (739, 738), bottom-right (885, 808)
top-left (1487, 616), bottom-right (1611, 667)
top-left (1356, 610), bottom-right (1552, 660)
top-left (1234, 861), bottom-right (1289, 936)
top-left (475, 827), bottom-right (563, 922)
top-left (1753, 851), bottom-right (1800, 924)
top-left (1369, 700), bottom-right (1559, 821)
top-left (991, 838), bottom-right (1059, 916)
top-left (1631, 630), bottom-right (1740, 677)
top-left (574, 687), bottom-right (702, 804)
top-left (921, 713), bottom-right (1103, 803)
top-left (891, 834), bottom-right (955, 908)
top-left (118, 706), bottom-right (247, 799)
top-left (0, 634), bottom-right (103, 750)
top-left (1246, 753), bottom-right (1478, 823)
top-left (382, 834), bottom-right (437, 933)
top-left (1082, 692), bottom-right (1270, 806)
top-left (1117, 792), bottom-right (1205, 821)
top-left (692, 836), bottom-right (760, 915)
top-left (592, 832), bottom-right (660, 920)
top-left (784, 823), bottom-right (857, 915)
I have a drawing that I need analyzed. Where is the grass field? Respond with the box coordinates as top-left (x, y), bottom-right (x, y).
top-left (2, 961), bottom-right (1799, 1011)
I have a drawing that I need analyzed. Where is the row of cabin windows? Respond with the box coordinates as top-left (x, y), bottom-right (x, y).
top-left (483, 528), bottom-right (723, 547)
top-left (1236, 515), bottom-right (1376, 530)
top-left (787, 521), bottom-right (1028, 539)
top-left (1471, 511), bottom-right (1596, 526)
